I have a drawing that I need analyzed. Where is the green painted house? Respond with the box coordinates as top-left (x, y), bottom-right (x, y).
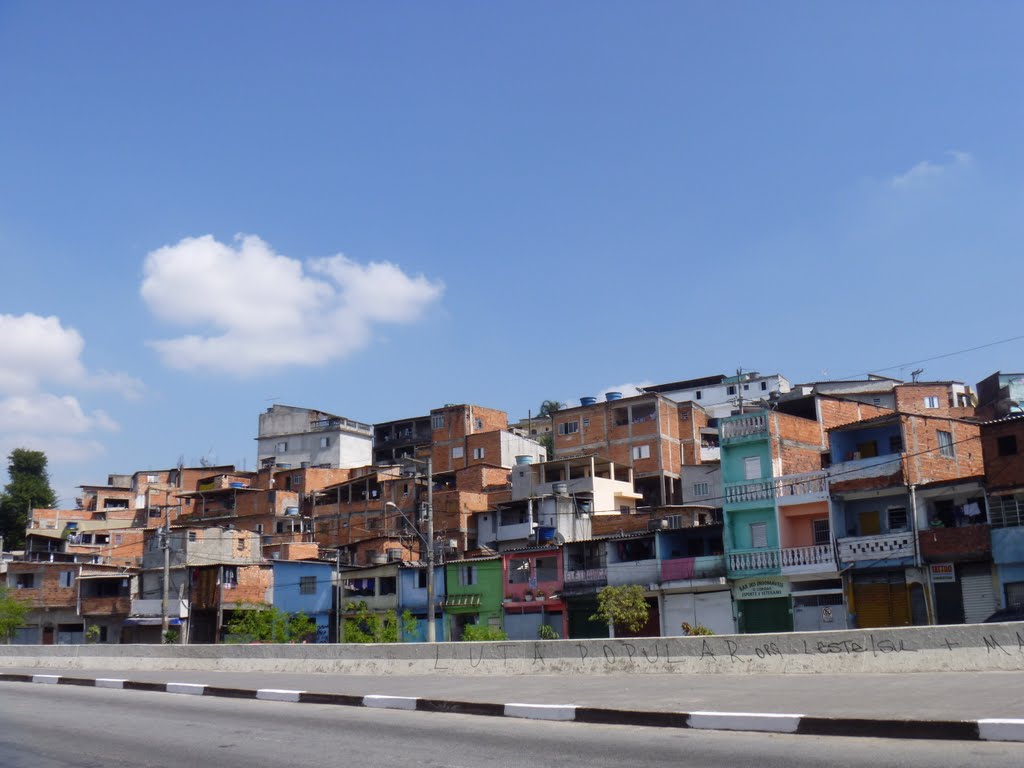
top-left (442, 556), bottom-right (504, 640)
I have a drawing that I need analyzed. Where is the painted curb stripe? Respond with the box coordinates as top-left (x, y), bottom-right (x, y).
top-left (416, 698), bottom-right (505, 718)
top-left (32, 675), bottom-right (61, 684)
top-left (0, 673), bottom-right (35, 683)
top-left (167, 683), bottom-right (207, 696)
top-left (298, 692), bottom-right (365, 707)
top-left (505, 703), bottom-right (577, 721)
top-left (123, 681), bottom-right (167, 693)
top-left (688, 711), bottom-right (803, 734)
top-left (798, 717), bottom-right (979, 741)
top-left (363, 695), bottom-right (419, 711)
top-left (256, 688), bottom-right (304, 702)
top-left (203, 686), bottom-right (257, 699)
top-left (56, 677), bottom-right (97, 687)
top-left (978, 719), bottom-right (1024, 742)
top-left (95, 679), bottom-right (127, 689)
top-left (575, 707), bottom-right (689, 729)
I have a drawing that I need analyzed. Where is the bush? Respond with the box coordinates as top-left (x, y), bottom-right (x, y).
top-left (537, 624), bottom-right (559, 640)
top-left (344, 602), bottom-right (416, 643)
top-left (681, 622), bottom-right (714, 636)
top-left (590, 584), bottom-right (650, 634)
top-left (461, 624), bottom-right (508, 641)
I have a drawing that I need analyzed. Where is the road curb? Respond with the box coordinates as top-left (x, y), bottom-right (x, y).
top-left (2, 672), bottom-right (1021, 742)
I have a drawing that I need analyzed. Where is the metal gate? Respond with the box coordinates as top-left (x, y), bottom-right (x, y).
top-left (960, 564), bottom-right (997, 624)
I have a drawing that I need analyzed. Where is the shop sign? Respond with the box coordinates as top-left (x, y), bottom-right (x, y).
top-left (733, 576), bottom-right (789, 600)
top-left (930, 563), bottom-right (956, 583)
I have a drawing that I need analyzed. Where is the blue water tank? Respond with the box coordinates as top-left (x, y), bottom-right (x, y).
top-left (605, 391), bottom-right (623, 401)
top-left (537, 526), bottom-right (557, 544)
top-left (580, 396), bottom-right (598, 406)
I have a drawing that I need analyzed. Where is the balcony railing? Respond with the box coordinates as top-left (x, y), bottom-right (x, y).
top-left (700, 446), bottom-right (721, 462)
top-left (660, 555), bottom-right (726, 582)
top-left (80, 596), bottom-right (131, 616)
top-left (837, 532), bottom-right (915, 563)
top-left (780, 544), bottom-right (836, 573)
top-left (727, 548), bottom-right (781, 573)
top-left (720, 413), bottom-right (769, 442)
top-left (724, 470), bottom-right (828, 506)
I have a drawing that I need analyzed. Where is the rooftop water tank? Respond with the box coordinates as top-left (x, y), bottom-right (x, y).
top-left (580, 396), bottom-right (598, 406)
top-left (606, 391), bottom-right (623, 401)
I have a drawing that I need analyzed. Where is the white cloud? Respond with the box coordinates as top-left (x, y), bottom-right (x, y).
top-left (0, 313), bottom-right (144, 398)
top-left (0, 394), bottom-right (120, 434)
top-left (596, 381), bottom-right (655, 400)
top-left (890, 150), bottom-right (973, 189)
top-left (141, 234), bottom-right (445, 375)
top-left (0, 433), bottom-right (107, 466)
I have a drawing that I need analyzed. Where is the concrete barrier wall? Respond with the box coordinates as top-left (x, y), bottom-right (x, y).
top-left (2, 622), bottom-right (1024, 675)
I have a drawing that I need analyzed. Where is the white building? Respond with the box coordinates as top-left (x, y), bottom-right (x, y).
top-left (257, 405), bottom-right (373, 470)
top-left (642, 372), bottom-right (791, 419)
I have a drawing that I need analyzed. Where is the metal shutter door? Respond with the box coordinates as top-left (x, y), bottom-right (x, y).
top-left (960, 565), bottom-right (997, 624)
top-left (853, 583), bottom-right (891, 628)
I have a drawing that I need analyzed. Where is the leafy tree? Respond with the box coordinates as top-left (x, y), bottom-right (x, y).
top-left (681, 622), bottom-right (714, 636)
top-left (537, 400), bottom-right (565, 418)
top-left (225, 604), bottom-right (317, 644)
top-left (461, 624), bottom-right (508, 641)
top-left (0, 449), bottom-right (58, 550)
top-left (344, 602), bottom-right (416, 643)
top-left (0, 585), bottom-right (30, 643)
top-left (591, 584), bottom-right (650, 635)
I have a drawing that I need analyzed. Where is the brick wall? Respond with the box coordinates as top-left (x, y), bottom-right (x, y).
top-left (904, 415), bottom-right (983, 485)
top-left (981, 419), bottom-right (1024, 491)
top-left (894, 384), bottom-right (976, 419)
top-left (5, 563), bottom-right (80, 608)
top-left (431, 405), bottom-right (509, 472)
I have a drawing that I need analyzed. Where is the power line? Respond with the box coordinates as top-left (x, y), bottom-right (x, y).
top-left (835, 334), bottom-right (1024, 381)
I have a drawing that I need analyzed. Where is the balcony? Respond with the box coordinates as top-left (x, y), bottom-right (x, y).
top-left (130, 598), bottom-right (189, 618)
top-left (919, 524), bottom-right (992, 562)
top-left (607, 559), bottom-right (659, 587)
top-left (660, 555), bottom-right (726, 583)
top-left (727, 547), bottom-right (781, 575)
top-left (720, 413), bottom-right (769, 444)
top-left (80, 596), bottom-right (131, 616)
top-left (837, 532), bottom-right (915, 564)
top-left (700, 446), bottom-right (721, 462)
top-left (780, 544), bottom-right (836, 575)
top-left (827, 455), bottom-right (904, 492)
top-left (724, 471), bottom-right (829, 507)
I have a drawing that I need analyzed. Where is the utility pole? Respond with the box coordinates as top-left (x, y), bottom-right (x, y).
top-left (425, 455), bottom-right (435, 643)
top-left (160, 514), bottom-right (170, 641)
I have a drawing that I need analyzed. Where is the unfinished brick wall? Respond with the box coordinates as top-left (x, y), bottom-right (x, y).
top-left (980, 419), bottom-right (1024, 491)
top-left (678, 402), bottom-right (710, 465)
top-left (5, 563), bottom-right (80, 608)
top-left (905, 416), bottom-right (983, 485)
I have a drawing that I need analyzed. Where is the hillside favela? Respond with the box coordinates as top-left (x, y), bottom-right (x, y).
top-left (4, 369), bottom-right (1023, 647)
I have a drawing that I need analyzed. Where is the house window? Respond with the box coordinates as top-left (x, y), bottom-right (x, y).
top-left (255, 524), bottom-right (264, 535)
top-left (937, 431), bottom-right (955, 458)
top-left (889, 435), bottom-right (904, 454)
top-left (812, 519), bottom-right (830, 545)
top-left (998, 435), bottom-right (1018, 456)
top-left (693, 482), bottom-right (709, 496)
top-left (222, 567), bottom-right (238, 588)
top-left (695, 390), bottom-right (702, 400)
top-left (761, 381), bottom-right (768, 391)
top-left (149, 509), bottom-right (162, 518)
top-left (582, 417), bottom-right (590, 427)
top-left (300, 575), bottom-right (317, 595)
top-left (432, 414), bottom-right (445, 430)
top-left (378, 577), bottom-right (397, 595)
top-left (632, 445), bottom-right (651, 460)
top-left (923, 396), bottom-right (940, 409)
top-left (749, 522), bottom-right (768, 549)
top-left (507, 558), bottom-right (530, 584)
top-left (872, 397), bottom-right (882, 406)
top-left (237, 537), bottom-right (246, 550)
top-left (452, 446), bottom-right (464, 459)
top-left (114, 534), bottom-right (123, 545)
top-left (743, 384), bottom-right (749, 391)
top-left (458, 566), bottom-right (477, 586)
top-left (887, 507), bottom-right (909, 532)
top-left (558, 421), bottom-right (579, 435)
top-left (727, 385), bottom-right (736, 396)
top-left (367, 517), bottom-right (381, 530)
top-left (472, 447), bottom-right (485, 460)
top-left (188, 531), bottom-right (197, 542)
top-left (146, 474), bottom-right (159, 482)
top-left (320, 437), bottom-right (331, 448)
top-left (417, 569), bottom-right (428, 589)
top-left (744, 456), bottom-right (761, 480)
top-left (15, 573), bottom-right (35, 589)
top-left (474, 418), bottom-right (483, 430)
top-left (276, 441), bottom-right (288, 452)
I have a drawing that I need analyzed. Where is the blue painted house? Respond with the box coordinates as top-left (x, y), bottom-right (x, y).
top-left (271, 560), bottom-right (335, 643)
top-left (398, 564), bottom-right (445, 642)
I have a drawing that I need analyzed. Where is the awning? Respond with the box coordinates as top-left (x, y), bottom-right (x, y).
top-left (123, 617), bottom-right (182, 626)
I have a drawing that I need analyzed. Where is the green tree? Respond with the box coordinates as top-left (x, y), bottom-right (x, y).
top-left (224, 604), bottom-right (317, 644)
top-left (0, 585), bottom-right (30, 643)
top-left (591, 584), bottom-right (650, 635)
top-left (461, 624), bottom-right (508, 641)
top-left (344, 602), bottom-right (417, 643)
top-left (0, 449), bottom-right (58, 550)
top-left (537, 400), bottom-right (565, 418)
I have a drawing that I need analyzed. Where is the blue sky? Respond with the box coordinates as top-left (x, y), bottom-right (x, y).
top-left (1, 2), bottom-right (1022, 504)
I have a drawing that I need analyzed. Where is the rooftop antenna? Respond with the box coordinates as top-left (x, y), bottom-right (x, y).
top-left (911, 368), bottom-right (924, 383)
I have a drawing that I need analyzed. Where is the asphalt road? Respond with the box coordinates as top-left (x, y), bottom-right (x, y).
top-left (1, 683), bottom-right (1021, 768)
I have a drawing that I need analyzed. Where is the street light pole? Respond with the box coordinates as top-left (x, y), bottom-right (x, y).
top-left (425, 455), bottom-right (435, 643)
